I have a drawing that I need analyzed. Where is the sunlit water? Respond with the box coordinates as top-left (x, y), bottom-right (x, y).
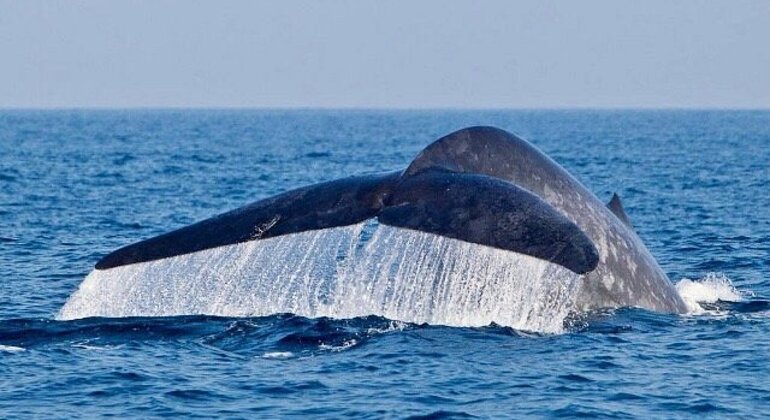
top-left (2, 110), bottom-right (769, 417)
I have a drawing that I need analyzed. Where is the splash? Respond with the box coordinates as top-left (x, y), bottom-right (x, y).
top-left (675, 273), bottom-right (745, 314)
top-left (58, 221), bottom-right (583, 333)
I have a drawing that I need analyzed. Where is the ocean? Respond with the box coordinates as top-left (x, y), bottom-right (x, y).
top-left (1, 109), bottom-right (769, 417)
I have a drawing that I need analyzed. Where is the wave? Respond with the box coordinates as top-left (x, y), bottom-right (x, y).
top-left (6, 300), bottom-right (769, 357)
top-left (0, 314), bottom-right (535, 357)
top-left (675, 272), bottom-right (748, 314)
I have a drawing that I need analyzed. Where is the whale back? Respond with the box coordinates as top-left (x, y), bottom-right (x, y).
top-left (407, 126), bottom-right (687, 313)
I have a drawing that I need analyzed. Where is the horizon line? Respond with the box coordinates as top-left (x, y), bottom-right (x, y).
top-left (1, 105), bottom-right (768, 112)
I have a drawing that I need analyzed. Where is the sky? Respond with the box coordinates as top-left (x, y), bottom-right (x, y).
top-left (0, 1), bottom-right (768, 109)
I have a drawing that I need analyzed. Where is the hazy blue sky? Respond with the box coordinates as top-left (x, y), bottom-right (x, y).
top-left (1, 1), bottom-right (768, 108)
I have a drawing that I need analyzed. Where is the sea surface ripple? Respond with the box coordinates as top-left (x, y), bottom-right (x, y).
top-left (1, 110), bottom-right (769, 418)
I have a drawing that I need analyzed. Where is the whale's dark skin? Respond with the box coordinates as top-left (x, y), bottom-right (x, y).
top-left (97, 169), bottom-right (598, 275)
top-left (95, 126), bottom-right (687, 314)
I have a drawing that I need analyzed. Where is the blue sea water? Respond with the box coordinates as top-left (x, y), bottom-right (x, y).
top-left (1, 109), bottom-right (769, 418)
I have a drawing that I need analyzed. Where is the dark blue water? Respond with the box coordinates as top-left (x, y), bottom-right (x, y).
top-left (1, 110), bottom-right (769, 417)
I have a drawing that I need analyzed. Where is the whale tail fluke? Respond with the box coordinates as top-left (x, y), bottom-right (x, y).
top-left (95, 127), bottom-right (600, 274)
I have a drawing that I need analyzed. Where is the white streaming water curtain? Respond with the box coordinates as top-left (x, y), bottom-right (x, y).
top-left (59, 220), bottom-right (584, 333)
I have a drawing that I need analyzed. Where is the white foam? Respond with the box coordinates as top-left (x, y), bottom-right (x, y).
top-left (0, 344), bottom-right (25, 353)
top-left (366, 320), bottom-right (409, 335)
top-left (319, 339), bottom-right (358, 352)
top-left (261, 351), bottom-right (294, 359)
top-left (675, 272), bottom-right (744, 314)
top-left (59, 222), bottom-right (583, 334)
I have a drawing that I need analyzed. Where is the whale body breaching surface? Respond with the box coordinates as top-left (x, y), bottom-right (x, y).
top-left (59, 127), bottom-right (687, 333)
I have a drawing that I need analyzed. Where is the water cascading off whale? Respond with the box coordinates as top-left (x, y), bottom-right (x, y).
top-left (59, 126), bottom-right (688, 332)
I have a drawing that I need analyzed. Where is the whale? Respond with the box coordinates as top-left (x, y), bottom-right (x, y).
top-left (59, 126), bottom-right (688, 331)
